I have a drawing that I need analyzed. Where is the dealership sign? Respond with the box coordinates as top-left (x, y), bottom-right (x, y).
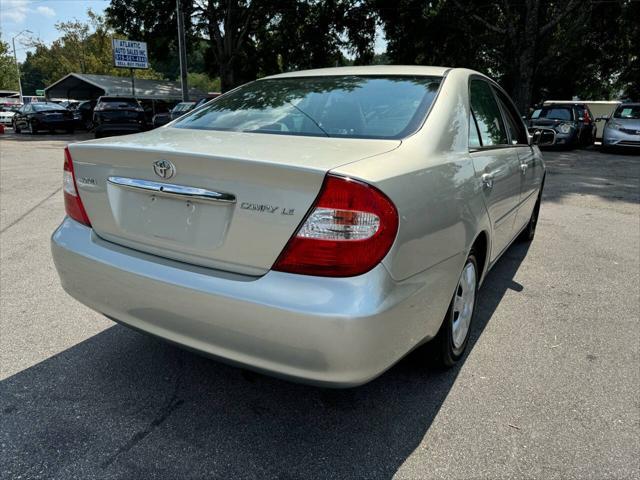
top-left (112, 39), bottom-right (149, 69)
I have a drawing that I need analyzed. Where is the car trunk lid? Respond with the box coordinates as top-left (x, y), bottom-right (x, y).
top-left (69, 127), bottom-right (400, 275)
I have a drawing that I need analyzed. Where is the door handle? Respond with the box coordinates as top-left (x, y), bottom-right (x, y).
top-left (481, 173), bottom-right (494, 189)
top-left (520, 163), bottom-right (528, 174)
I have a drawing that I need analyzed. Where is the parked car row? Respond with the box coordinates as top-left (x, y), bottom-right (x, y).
top-left (5, 92), bottom-right (637, 153)
top-left (8, 95), bottom-right (220, 138)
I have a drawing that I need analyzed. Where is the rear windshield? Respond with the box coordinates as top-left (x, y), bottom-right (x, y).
top-left (173, 75), bottom-right (443, 139)
top-left (98, 98), bottom-right (139, 109)
top-left (532, 107), bottom-right (573, 121)
top-left (614, 105), bottom-right (640, 119)
top-left (32, 103), bottom-right (66, 112)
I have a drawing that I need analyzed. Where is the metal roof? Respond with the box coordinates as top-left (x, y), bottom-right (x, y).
top-left (44, 73), bottom-right (204, 101)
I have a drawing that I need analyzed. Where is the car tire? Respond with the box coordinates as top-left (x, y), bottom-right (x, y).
top-left (13, 121), bottom-right (20, 133)
top-left (28, 121), bottom-right (38, 135)
top-left (432, 252), bottom-right (479, 367)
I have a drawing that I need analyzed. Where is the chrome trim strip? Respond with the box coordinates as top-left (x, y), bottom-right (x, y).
top-left (107, 176), bottom-right (236, 204)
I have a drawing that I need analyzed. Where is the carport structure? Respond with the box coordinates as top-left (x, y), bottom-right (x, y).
top-left (44, 73), bottom-right (204, 101)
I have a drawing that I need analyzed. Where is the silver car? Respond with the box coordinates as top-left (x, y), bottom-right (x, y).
top-left (52, 66), bottom-right (548, 387)
top-left (601, 103), bottom-right (640, 150)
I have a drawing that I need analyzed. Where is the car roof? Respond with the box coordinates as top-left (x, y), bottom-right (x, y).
top-left (98, 96), bottom-right (137, 101)
top-left (263, 65), bottom-right (451, 79)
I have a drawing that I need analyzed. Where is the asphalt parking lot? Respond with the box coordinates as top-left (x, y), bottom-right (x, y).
top-left (1, 130), bottom-right (638, 479)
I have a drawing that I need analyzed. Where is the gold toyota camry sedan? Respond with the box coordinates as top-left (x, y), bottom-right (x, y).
top-left (52, 66), bottom-right (548, 387)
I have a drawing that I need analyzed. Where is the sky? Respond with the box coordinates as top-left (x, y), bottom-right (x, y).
top-left (1, 0), bottom-right (386, 63)
top-left (1, 0), bottom-right (110, 61)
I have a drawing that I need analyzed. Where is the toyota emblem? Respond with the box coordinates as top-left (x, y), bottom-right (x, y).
top-left (152, 159), bottom-right (176, 179)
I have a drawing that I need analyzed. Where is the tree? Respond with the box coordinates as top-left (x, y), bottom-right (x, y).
top-left (21, 9), bottom-right (165, 95)
top-left (0, 40), bottom-right (19, 90)
top-left (106, 0), bottom-right (200, 79)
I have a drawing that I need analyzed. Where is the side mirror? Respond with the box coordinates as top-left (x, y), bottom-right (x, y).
top-left (528, 127), bottom-right (556, 147)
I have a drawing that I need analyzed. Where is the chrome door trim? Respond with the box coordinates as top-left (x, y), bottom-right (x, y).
top-left (107, 176), bottom-right (236, 204)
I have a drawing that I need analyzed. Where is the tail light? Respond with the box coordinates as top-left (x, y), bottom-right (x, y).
top-left (273, 174), bottom-right (398, 277)
top-left (63, 146), bottom-right (91, 226)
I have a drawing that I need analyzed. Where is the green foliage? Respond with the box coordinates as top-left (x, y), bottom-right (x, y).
top-left (372, 0), bottom-right (638, 107)
top-left (20, 9), bottom-right (165, 95)
top-left (187, 72), bottom-right (220, 93)
top-left (0, 40), bottom-right (19, 91)
top-left (18, 1), bottom-right (637, 103)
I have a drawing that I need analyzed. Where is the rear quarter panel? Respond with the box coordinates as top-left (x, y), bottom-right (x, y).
top-left (334, 69), bottom-right (490, 281)
top-left (333, 69), bottom-right (491, 334)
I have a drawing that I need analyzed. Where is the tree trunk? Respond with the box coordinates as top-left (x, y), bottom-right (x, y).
top-left (514, 47), bottom-right (536, 114)
top-left (219, 60), bottom-right (235, 92)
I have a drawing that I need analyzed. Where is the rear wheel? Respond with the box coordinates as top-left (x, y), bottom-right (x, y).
top-left (432, 253), bottom-right (478, 367)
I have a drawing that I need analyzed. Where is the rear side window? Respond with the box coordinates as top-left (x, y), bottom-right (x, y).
top-left (494, 88), bottom-right (528, 145)
top-left (469, 79), bottom-right (508, 147)
top-left (469, 111), bottom-right (482, 148)
top-left (173, 75), bottom-right (443, 139)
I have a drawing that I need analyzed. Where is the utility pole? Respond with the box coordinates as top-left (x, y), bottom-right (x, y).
top-left (176, 0), bottom-right (189, 101)
top-left (11, 30), bottom-right (31, 104)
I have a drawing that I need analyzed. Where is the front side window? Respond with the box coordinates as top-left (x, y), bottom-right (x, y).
top-left (173, 75), bottom-right (443, 139)
top-left (469, 79), bottom-right (508, 147)
top-left (494, 88), bottom-right (528, 145)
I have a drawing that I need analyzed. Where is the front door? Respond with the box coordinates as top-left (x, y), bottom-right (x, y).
top-left (492, 87), bottom-right (543, 231)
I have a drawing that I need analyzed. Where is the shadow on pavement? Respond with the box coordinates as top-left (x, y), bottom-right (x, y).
top-left (541, 147), bottom-right (640, 205)
top-left (0, 242), bottom-right (531, 479)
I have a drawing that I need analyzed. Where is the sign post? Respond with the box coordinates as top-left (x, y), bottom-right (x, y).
top-left (111, 39), bottom-right (149, 97)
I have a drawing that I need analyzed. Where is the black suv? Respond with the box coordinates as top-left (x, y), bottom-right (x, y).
top-left (528, 103), bottom-right (597, 149)
top-left (93, 96), bottom-right (146, 138)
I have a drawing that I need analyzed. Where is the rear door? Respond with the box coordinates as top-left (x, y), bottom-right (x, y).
top-left (469, 78), bottom-right (522, 262)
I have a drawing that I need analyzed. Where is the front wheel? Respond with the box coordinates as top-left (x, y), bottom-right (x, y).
top-left (13, 121), bottom-right (21, 133)
top-left (432, 253), bottom-right (479, 367)
top-left (28, 121), bottom-right (38, 135)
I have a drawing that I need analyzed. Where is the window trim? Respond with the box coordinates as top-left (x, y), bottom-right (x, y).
top-left (492, 85), bottom-right (529, 147)
top-left (467, 76), bottom-right (512, 152)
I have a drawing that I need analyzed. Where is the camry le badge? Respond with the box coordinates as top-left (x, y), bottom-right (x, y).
top-left (153, 159), bottom-right (176, 179)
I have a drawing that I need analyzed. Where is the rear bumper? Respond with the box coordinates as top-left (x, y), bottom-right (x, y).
top-left (51, 218), bottom-right (456, 387)
top-left (33, 119), bottom-right (75, 129)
